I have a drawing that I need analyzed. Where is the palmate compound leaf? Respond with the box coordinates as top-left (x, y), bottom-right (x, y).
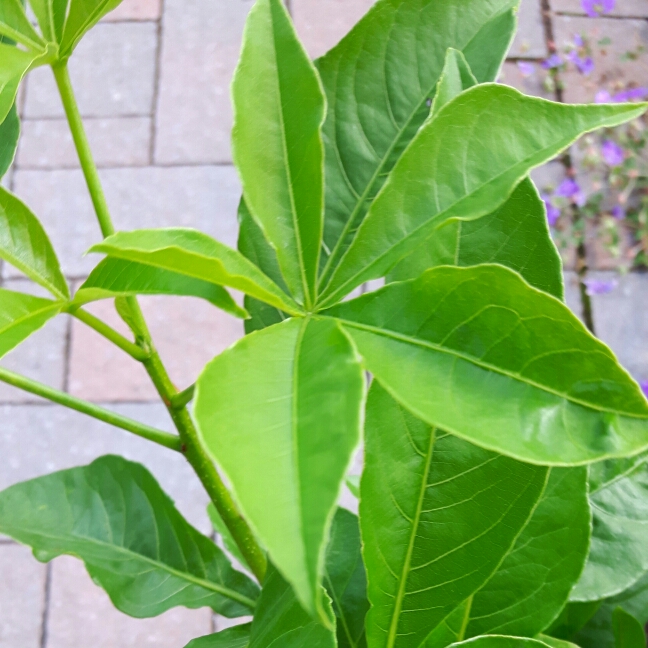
top-left (319, 87), bottom-right (647, 307)
top-left (0, 456), bottom-right (260, 618)
top-left (0, 0), bottom-right (45, 48)
top-left (185, 624), bottom-right (252, 648)
top-left (361, 383), bottom-right (548, 648)
top-left (194, 317), bottom-right (365, 620)
top-left (325, 264), bottom-right (648, 466)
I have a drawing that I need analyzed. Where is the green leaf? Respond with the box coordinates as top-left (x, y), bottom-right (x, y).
top-left (319, 87), bottom-right (647, 306)
top-left (29, 0), bottom-right (69, 43)
top-left (60, 0), bottom-right (124, 55)
top-left (0, 0), bottom-right (45, 48)
top-left (248, 563), bottom-right (336, 648)
top-left (0, 103), bottom-right (19, 179)
top-left (361, 383), bottom-right (548, 648)
top-left (232, 0), bottom-right (324, 308)
top-left (571, 454), bottom-right (648, 602)
top-left (0, 456), bottom-right (259, 618)
top-left (612, 608), bottom-right (646, 648)
top-left (389, 178), bottom-right (564, 300)
top-left (326, 264), bottom-right (648, 465)
top-left (195, 317), bottom-right (365, 619)
top-left (324, 508), bottom-right (368, 648)
top-left (534, 638), bottom-right (580, 648)
top-left (345, 475), bottom-right (360, 498)
top-left (448, 638), bottom-right (553, 648)
top-left (316, 0), bottom-right (519, 284)
top-left (430, 48), bottom-right (478, 117)
top-left (74, 258), bottom-right (248, 319)
top-left (208, 503), bottom-right (251, 571)
top-left (0, 287), bottom-right (62, 358)
top-left (89, 228), bottom-right (302, 316)
top-left (185, 625), bottom-right (252, 648)
top-left (546, 600), bottom-right (603, 641)
top-left (0, 187), bottom-right (69, 299)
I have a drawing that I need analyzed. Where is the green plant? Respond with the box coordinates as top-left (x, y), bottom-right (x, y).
top-left (0, 0), bottom-right (647, 647)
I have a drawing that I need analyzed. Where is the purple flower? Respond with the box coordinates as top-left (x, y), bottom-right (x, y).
top-left (595, 90), bottom-right (612, 103)
top-left (602, 140), bottom-right (625, 166)
top-left (541, 54), bottom-right (563, 69)
top-left (583, 278), bottom-right (618, 295)
top-left (640, 381), bottom-right (648, 399)
top-left (575, 56), bottom-right (595, 75)
top-left (611, 205), bottom-right (626, 220)
top-left (542, 194), bottom-right (561, 226)
top-left (556, 178), bottom-right (586, 207)
top-left (573, 33), bottom-right (585, 47)
top-left (613, 87), bottom-right (648, 102)
top-left (581, 0), bottom-right (615, 17)
top-left (517, 61), bottom-right (536, 77)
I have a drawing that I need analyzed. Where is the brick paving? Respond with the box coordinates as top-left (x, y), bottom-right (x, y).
top-left (0, 0), bottom-right (647, 646)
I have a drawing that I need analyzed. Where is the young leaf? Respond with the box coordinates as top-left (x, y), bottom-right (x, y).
top-left (232, 0), bottom-right (325, 308)
top-left (316, 0), bottom-right (519, 283)
top-left (388, 177), bottom-right (564, 300)
top-left (0, 0), bottom-right (45, 48)
top-left (0, 288), bottom-right (62, 358)
top-left (60, 0), bottom-right (125, 56)
top-left (185, 625), bottom-right (252, 648)
top-left (612, 608), bottom-right (646, 648)
top-left (0, 103), bottom-right (20, 179)
top-left (247, 563), bottom-right (336, 648)
top-left (89, 228), bottom-right (302, 316)
top-left (194, 317), bottom-right (365, 619)
top-left (0, 455), bottom-right (260, 618)
top-left (0, 187), bottom-right (69, 299)
top-left (324, 509), bottom-right (368, 648)
top-left (430, 48), bottom-right (478, 117)
top-left (208, 503), bottom-right (252, 571)
top-left (326, 264), bottom-right (648, 466)
top-left (361, 383), bottom-right (548, 648)
top-left (319, 87), bottom-right (647, 305)
top-left (448, 638), bottom-right (554, 648)
top-left (74, 258), bottom-right (248, 319)
top-left (571, 454), bottom-right (648, 602)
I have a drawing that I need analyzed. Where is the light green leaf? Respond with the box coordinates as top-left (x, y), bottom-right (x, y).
top-left (185, 625), bottom-right (252, 648)
top-left (345, 475), bottom-right (360, 499)
top-left (195, 317), bottom-right (365, 619)
top-left (0, 103), bottom-right (19, 179)
top-left (449, 638), bottom-right (553, 648)
top-left (208, 503), bottom-right (251, 571)
top-left (0, 288), bottom-right (62, 358)
top-left (89, 228), bottom-right (302, 316)
top-left (248, 563), bottom-right (336, 648)
top-left (0, 0), bottom-right (45, 48)
top-left (389, 178), bottom-right (564, 300)
top-left (324, 508), bottom-right (368, 648)
top-left (571, 454), bottom-right (648, 602)
top-left (0, 187), bottom-right (69, 299)
top-left (232, 0), bottom-right (324, 307)
top-left (319, 87), bottom-right (647, 306)
top-left (534, 638), bottom-right (579, 648)
top-left (430, 48), bottom-right (478, 117)
top-left (361, 383), bottom-right (548, 648)
top-left (0, 455), bottom-right (260, 618)
top-left (60, 0), bottom-right (124, 55)
top-left (29, 0), bottom-right (69, 43)
top-left (74, 258), bottom-right (248, 319)
top-left (316, 0), bottom-right (519, 284)
top-left (326, 264), bottom-right (648, 465)
top-left (612, 608), bottom-right (646, 648)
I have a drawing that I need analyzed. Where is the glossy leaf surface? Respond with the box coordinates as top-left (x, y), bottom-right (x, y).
top-left (185, 625), bottom-right (252, 648)
top-left (361, 383), bottom-right (547, 648)
top-left (75, 258), bottom-right (247, 319)
top-left (389, 178), bottom-right (564, 300)
top-left (0, 188), bottom-right (69, 299)
top-left (0, 456), bottom-right (259, 618)
top-left (90, 228), bottom-right (301, 315)
top-left (0, 288), bottom-right (62, 358)
top-left (320, 88), bottom-right (646, 305)
top-left (316, 0), bottom-right (518, 281)
top-left (612, 608), bottom-right (646, 648)
top-left (232, 0), bottom-right (324, 307)
top-left (571, 454), bottom-right (648, 602)
top-left (0, 103), bottom-right (19, 179)
top-left (195, 317), bottom-right (365, 618)
top-left (327, 265), bottom-right (648, 465)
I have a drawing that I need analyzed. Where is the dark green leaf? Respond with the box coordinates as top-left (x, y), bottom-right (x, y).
top-left (326, 265), bottom-right (648, 465)
top-left (232, 0), bottom-right (324, 307)
top-left (361, 383), bottom-right (547, 648)
top-left (546, 601), bottom-right (603, 640)
top-left (0, 455), bottom-right (259, 618)
top-left (0, 103), bottom-right (20, 179)
top-left (185, 625), bottom-right (252, 648)
top-left (612, 608), bottom-right (646, 648)
top-left (195, 317), bottom-right (365, 619)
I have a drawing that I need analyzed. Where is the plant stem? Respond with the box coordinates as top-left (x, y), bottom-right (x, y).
top-left (0, 367), bottom-right (182, 451)
top-left (171, 384), bottom-right (195, 410)
top-left (52, 60), bottom-right (267, 582)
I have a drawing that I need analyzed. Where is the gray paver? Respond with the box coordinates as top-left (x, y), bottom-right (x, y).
top-left (551, 0), bottom-right (648, 18)
top-left (24, 23), bottom-right (158, 119)
top-left (500, 60), bottom-right (555, 100)
top-left (0, 544), bottom-right (47, 648)
top-left (17, 117), bottom-right (151, 169)
top-left (154, 0), bottom-right (254, 164)
top-left (509, 0), bottom-right (548, 59)
top-left (104, 0), bottom-right (162, 21)
top-left (47, 556), bottom-right (212, 648)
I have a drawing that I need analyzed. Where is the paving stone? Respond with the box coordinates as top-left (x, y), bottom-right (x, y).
top-left (563, 270), bottom-right (584, 320)
top-left (68, 294), bottom-right (244, 402)
top-left (0, 402), bottom-right (212, 533)
top-left (553, 15), bottom-right (648, 104)
top-left (509, 0), bottom-right (547, 59)
top-left (500, 60), bottom-right (555, 100)
top-left (23, 23), bottom-right (158, 119)
top-left (0, 544), bottom-right (47, 648)
top-left (291, 0), bottom-right (375, 59)
top-left (11, 166), bottom-right (241, 277)
top-left (104, 0), bottom-right (162, 21)
top-left (16, 117), bottom-right (151, 169)
top-left (154, 0), bottom-right (254, 164)
top-left (551, 0), bottom-right (648, 18)
top-left (47, 556), bottom-right (213, 648)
